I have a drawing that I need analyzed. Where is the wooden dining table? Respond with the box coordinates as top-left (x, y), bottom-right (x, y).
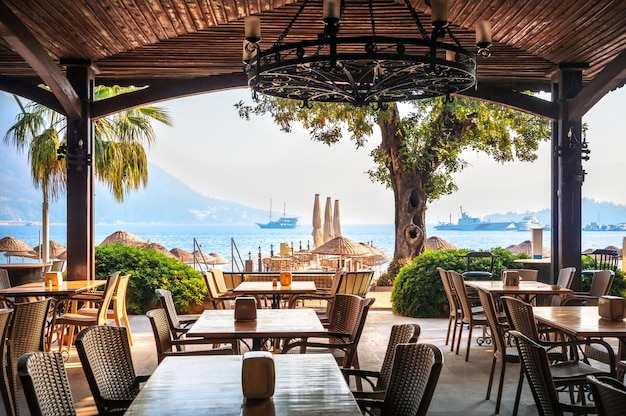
top-left (0, 279), bottom-right (106, 299)
top-left (465, 280), bottom-right (573, 304)
top-left (187, 308), bottom-right (326, 351)
top-left (124, 353), bottom-right (361, 415)
top-left (234, 280), bottom-right (317, 309)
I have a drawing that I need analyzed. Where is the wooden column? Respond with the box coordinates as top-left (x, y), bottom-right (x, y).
top-left (555, 65), bottom-right (585, 290)
top-left (65, 62), bottom-right (94, 280)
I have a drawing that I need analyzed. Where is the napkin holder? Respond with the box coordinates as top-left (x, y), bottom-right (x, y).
top-left (502, 270), bottom-right (520, 286)
top-left (279, 271), bottom-right (292, 286)
top-left (598, 296), bottom-right (626, 321)
top-left (44, 271), bottom-right (63, 287)
top-left (235, 297), bottom-right (257, 321)
top-left (242, 351), bottom-right (275, 400)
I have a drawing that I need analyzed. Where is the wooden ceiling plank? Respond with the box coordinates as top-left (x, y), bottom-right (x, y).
top-left (569, 49), bottom-right (626, 120)
top-left (144, 0), bottom-right (179, 38)
top-left (184, 0), bottom-right (208, 31)
top-left (124, 0), bottom-right (168, 42)
top-left (0, 1), bottom-right (80, 119)
top-left (198, 0), bottom-right (220, 27)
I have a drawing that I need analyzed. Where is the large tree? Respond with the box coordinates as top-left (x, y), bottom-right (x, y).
top-left (237, 97), bottom-right (550, 265)
top-left (4, 85), bottom-right (172, 261)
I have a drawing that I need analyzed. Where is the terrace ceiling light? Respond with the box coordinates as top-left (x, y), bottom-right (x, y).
top-left (243, 0), bottom-right (491, 108)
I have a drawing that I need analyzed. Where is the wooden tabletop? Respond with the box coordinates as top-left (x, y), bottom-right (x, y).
top-left (234, 281), bottom-right (317, 295)
top-left (465, 280), bottom-right (572, 296)
top-left (533, 306), bottom-right (626, 338)
top-left (0, 280), bottom-right (106, 297)
top-left (125, 354), bottom-right (361, 415)
top-left (187, 308), bottom-right (326, 340)
top-left (0, 263), bottom-right (52, 269)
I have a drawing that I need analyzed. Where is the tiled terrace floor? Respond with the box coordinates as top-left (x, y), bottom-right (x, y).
top-left (10, 292), bottom-right (545, 415)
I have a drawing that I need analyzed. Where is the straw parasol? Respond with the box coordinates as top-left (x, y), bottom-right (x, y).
top-left (312, 236), bottom-right (373, 257)
top-left (207, 252), bottom-right (229, 265)
top-left (4, 250), bottom-right (38, 259)
top-left (56, 250), bottom-right (67, 261)
top-left (426, 236), bottom-right (458, 251)
top-left (145, 242), bottom-right (176, 258)
top-left (0, 236), bottom-right (33, 253)
top-left (191, 251), bottom-right (216, 264)
top-left (33, 240), bottom-right (66, 259)
top-left (100, 231), bottom-right (147, 247)
top-left (311, 194), bottom-right (323, 248)
top-left (359, 243), bottom-right (391, 266)
top-left (333, 199), bottom-right (342, 237)
top-left (323, 197), bottom-right (335, 243)
top-left (170, 247), bottom-right (194, 262)
top-left (508, 240), bottom-right (551, 257)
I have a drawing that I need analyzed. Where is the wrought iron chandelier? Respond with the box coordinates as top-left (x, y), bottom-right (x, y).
top-left (243, 0), bottom-right (492, 108)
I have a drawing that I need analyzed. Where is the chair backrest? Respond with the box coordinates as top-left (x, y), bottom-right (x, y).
top-left (6, 297), bottom-right (52, 414)
top-left (588, 249), bottom-right (620, 272)
top-left (517, 269), bottom-right (538, 281)
top-left (380, 343), bottom-right (443, 416)
top-left (202, 272), bottom-right (223, 309)
top-left (211, 268), bottom-right (229, 295)
top-left (589, 270), bottom-right (615, 297)
top-left (438, 267), bottom-right (458, 316)
top-left (329, 270), bottom-right (344, 295)
top-left (477, 289), bottom-right (508, 358)
top-left (509, 330), bottom-right (562, 416)
top-left (155, 288), bottom-right (183, 331)
top-left (50, 260), bottom-right (65, 272)
top-left (113, 274), bottom-right (130, 315)
top-left (449, 271), bottom-right (473, 322)
top-left (587, 375), bottom-right (626, 416)
top-left (377, 324), bottom-right (419, 392)
top-left (17, 351), bottom-right (77, 416)
top-left (501, 296), bottom-right (540, 341)
top-left (146, 308), bottom-right (175, 364)
top-left (327, 294), bottom-right (375, 367)
top-left (556, 267), bottom-right (576, 288)
top-left (0, 309), bottom-right (14, 416)
top-left (0, 268), bottom-right (10, 289)
top-left (95, 272), bottom-right (120, 325)
top-left (75, 326), bottom-right (139, 414)
top-left (464, 251), bottom-right (496, 272)
top-left (338, 271), bottom-right (374, 297)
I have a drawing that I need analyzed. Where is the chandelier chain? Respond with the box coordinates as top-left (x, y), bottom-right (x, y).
top-left (274, 0), bottom-right (311, 48)
top-left (404, 0), bottom-right (430, 40)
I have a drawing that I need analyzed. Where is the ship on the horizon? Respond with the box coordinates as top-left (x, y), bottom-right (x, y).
top-left (515, 215), bottom-right (543, 231)
top-left (434, 207), bottom-right (516, 231)
top-left (256, 201), bottom-right (298, 229)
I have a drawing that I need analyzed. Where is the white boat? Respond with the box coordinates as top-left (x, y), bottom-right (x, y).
top-left (515, 215), bottom-right (543, 231)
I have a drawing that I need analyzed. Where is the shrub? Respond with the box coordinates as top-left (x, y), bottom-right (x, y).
top-left (580, 255), bottom-right (626, 296)
top-left (95, 243), bottom-right (207, 314)
top-left (391, 247), bottom-right (529, 318)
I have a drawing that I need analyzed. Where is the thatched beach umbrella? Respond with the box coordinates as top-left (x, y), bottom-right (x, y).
top-left (145, 242), bottom-right (176, 258)
top-left (207, 252), bottom-right (229, 265)
top-left (323, 197), bottom-right (334, 243)
top-left (311, 194), bottom-right (323, 248)
top-left (33, 240), bottom-right (66, 259)
top-left (509, 240), bottom-right (551, 257)
top-left (100, 231), bottom-right (147, 247)
top-left (359, 243), bottom-right (391, 266)
top-left (4, 250), bottom-right (38, 259)
top-left (0, 237), bottom-right (36, 263)
top-left (170, 247), bottom-right (194, 262)
top-left (426, 236), bottom-right (458, 251)
top-left (312, 236), bottom-right (372, 257)
top-left (191, 251), bottom-right (216, 264)
top-left (57, 250), bottom-right (67, 261)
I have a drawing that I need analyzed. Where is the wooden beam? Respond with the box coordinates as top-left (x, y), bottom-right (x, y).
top-left (0, 76), bottom-right (64, 113)
top-left (568, 50), bottom-right (626, 120)
top-left (91, 73), bottom-right (247, 118)
top-left (0, 1), bottom-right (81, 119)
top-left (457, 84), bottom-right (559, 120)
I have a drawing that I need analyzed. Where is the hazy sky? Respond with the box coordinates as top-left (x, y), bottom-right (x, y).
top-left (147, 86), bottom-right (625, 225)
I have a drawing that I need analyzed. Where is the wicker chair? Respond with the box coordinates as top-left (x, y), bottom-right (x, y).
top-left (50, 271), bottom-right (120, 356)
top-left (587, 375), bottom-right (626, 416)
top-left (0, 269), bottom-right (12, 308)
top-left (509, 331), bottom-right (596, 416)
top-left (449, 270), bottom-right (487, 361)
top-left (338, 271), bottom-right (375, 297)
top-left (501, 296), bottom-right (616, 402)
top-left (287, 270), bottom-right (344, 320)
top-left (74, 274), bottom-right (133, 344)
top-left (356, 343), bottom-right (443, 416)
top-left (477, 288), bottom-right (523, 414)
top-left (342, 323), bottom-right (420, 399)
top-left (438, 267), bottom-right (461, 350)
top-left (282, 294), bottom-right (375, 371)
top-left (543, 267), bottom-right (576, 306)
top-left (560, 269), bottom-right (614, 306)
top-left (4, 298), bottom-right (52, 416)
top-left (17, 351), bottom-right (77, 416)
top-left (0, 309), bottom-right (14, 416)
top-left (145, 308), bottom-right (234, 364)
top-left (202, 272), bottom-right (237, 310)
top-left (75, 326), bottom-right (149, 414)
top-left (154, 288), bottom-right (201, 341)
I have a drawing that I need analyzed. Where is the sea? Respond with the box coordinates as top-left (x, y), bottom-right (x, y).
top-left (1, 223), bottom-right (625, 272)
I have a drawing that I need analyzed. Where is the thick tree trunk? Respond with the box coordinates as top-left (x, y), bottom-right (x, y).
top-left (378, 104), bottom-right (427, 263)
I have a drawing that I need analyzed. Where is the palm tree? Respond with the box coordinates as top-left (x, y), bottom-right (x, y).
top-left (3, 85), bottom-right (173, 261)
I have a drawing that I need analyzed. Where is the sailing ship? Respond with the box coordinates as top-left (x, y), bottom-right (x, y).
top-left (256, 201), bottom-right (298, 229)
top-left (434, 207), bottom-right (516, 231)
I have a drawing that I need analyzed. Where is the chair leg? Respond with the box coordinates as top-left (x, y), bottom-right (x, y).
top-left (495, 358), bottom-right (507, 414)
top-left (456, 322), bottom-right (464, 355)
top-left (465, 324), bottom-right (474, 361)
top-left (512, 364), bottom-right (524, 416)
top-left (451, 315), bottom-right (459, 352)
top-left (486, 356), bottom-right (497, 400)
top-left (445, 314), bottom-right (453, 345)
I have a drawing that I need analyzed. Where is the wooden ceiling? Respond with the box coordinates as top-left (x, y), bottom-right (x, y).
top-left (0, 0), bottom-right (625, 118)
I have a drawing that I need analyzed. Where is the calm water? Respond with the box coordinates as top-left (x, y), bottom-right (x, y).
top-left (2, 223), bottom-right (624, 271)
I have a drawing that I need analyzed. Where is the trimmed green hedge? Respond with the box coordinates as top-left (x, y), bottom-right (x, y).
top-left (95, 243), bottom-right (207, 314)
top-left (391, 247), bottom-right (528, 318)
